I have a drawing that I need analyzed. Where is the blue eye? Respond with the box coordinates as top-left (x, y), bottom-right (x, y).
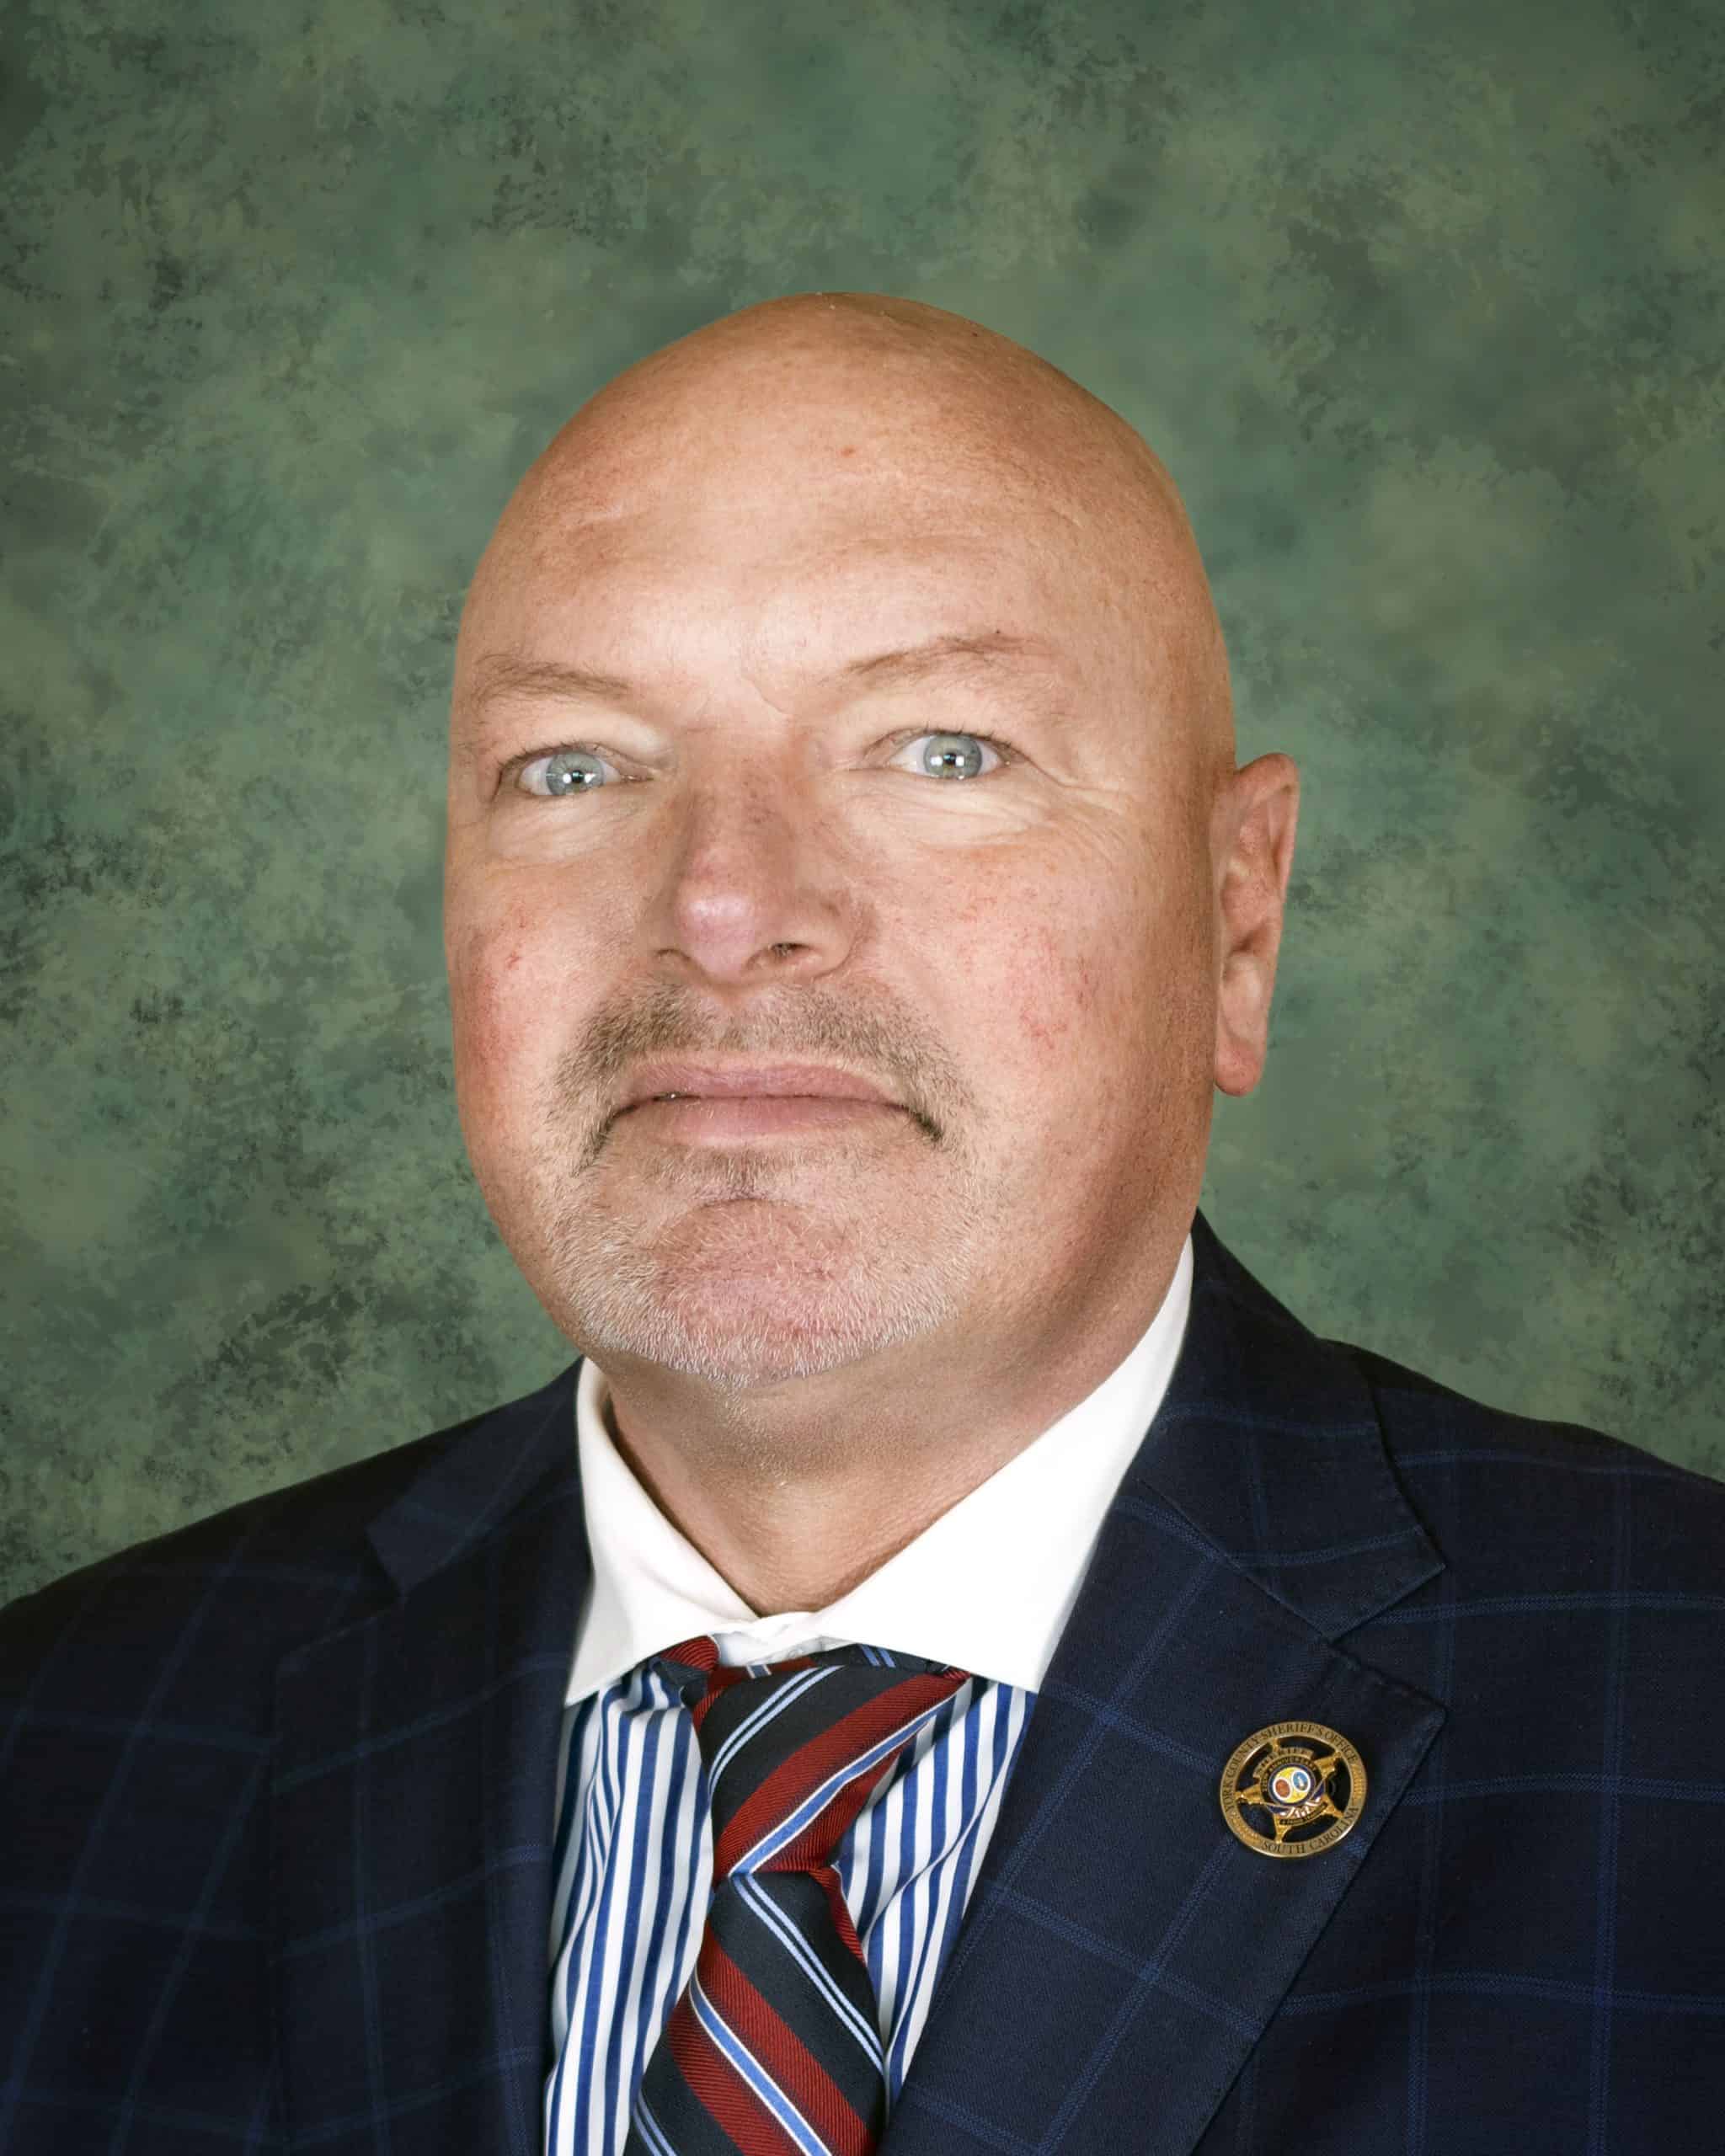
top-left (508, 746), bottom-right (621, 797)
top-left (892, 731), bottom-right (1005, 781)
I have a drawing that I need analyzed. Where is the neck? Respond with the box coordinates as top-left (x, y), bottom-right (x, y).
top-left (597, 1230), bottom-right (1185, 1614)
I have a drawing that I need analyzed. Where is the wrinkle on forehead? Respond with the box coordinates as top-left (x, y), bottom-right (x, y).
top-left (456, 291), bottom-right (1236, 813)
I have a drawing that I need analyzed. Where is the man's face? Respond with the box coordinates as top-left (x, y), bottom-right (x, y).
top-left (443, 343), bottom-right (1220, 1396)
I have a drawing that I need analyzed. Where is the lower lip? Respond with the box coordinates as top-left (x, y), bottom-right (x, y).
top-left (623, 1096), bottom-right (900, 1139)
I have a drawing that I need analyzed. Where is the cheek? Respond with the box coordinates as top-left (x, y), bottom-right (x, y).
top-left (958, 861), bottom-right (1200, 1139)
top-left (937, 867), bottom-right (1129, 1068)
top-left (447, 900), bottom-right (562, 1113)
top-left (1009, 924), bottom-right (1097, 1058)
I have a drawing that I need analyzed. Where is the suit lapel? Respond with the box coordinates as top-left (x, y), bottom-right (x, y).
top-left (270, 1369), bottom-right (587, 2156)
top-left (884, 1209), bottom-right (1448, 2156)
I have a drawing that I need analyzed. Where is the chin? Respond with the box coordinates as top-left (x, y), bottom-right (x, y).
top-left (564, 1251), bottom-right (968, 1391)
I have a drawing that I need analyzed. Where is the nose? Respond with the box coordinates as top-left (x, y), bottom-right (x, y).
top-left (649, 774), bottom-right (857, 989)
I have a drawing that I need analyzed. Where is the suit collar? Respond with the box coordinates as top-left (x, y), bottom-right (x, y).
top-left (365, 1364), bottom-right (584, 1600)
top-left (1126, 1206), bottom-right (1442, 1637)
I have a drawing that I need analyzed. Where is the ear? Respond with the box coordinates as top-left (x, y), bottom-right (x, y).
top-left (1212, 754), bottom-right (1300, 1097)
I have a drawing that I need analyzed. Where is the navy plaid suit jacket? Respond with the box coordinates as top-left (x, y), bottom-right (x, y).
top-left (3, 1204), bottom-right (1722, 2153)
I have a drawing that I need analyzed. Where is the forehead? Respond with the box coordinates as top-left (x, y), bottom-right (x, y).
top-left (457, 440), bottom-right (1151, 711)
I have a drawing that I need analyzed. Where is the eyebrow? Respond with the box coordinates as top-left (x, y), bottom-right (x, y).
top-left (461, 654), bottom-right (638, 719)
top-left (838, 630), bottom-right (1057, 688)
top-left (459, 631), bottom-right (1059, 739)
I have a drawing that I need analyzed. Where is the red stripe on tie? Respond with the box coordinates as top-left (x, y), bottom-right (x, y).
top-left (714, 1672), bottom-right (964, 1881)
top-left (700, 1933), bottom-right (879, 2153)
top-left (664, 1982), bottom-right (808, 2156)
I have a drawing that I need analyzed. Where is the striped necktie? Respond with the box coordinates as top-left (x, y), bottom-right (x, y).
top-left (623, 1633), bottom-right (972, 2156)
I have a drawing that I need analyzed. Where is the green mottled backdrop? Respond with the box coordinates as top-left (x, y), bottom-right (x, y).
top-left (3, 0), bottom-right (1721, 1605)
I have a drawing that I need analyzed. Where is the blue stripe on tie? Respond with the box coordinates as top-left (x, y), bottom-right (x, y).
top-left (734, 1870), bottom-right (882, 2060)
top-left (687, 1970), bottom-right (830, 2156)
top-left (708, 1665), bottom-right (837, 1785)
top-left (740, 1703), bottom-right (952, 1870)
top-left (629, 2089), bottom-right (681, 2156)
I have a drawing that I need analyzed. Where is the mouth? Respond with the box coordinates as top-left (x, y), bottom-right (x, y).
top-left (621, 1094), bottom-right (904, 1141)
top-left (622, 1060), bottom-right (899, 1113)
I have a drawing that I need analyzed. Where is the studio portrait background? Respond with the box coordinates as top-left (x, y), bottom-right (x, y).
top-left (3, 0), bottom-right (1721, 1608)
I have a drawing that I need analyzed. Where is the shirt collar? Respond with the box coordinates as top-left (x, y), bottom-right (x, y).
top-left (564, 1230), bottom-right (1194, 1702)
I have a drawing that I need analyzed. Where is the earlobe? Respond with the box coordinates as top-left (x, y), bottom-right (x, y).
top-left (1214, 948), bottom-right (1274, 1098)
top-left (1208, 755), bottom-right (1298, 1102)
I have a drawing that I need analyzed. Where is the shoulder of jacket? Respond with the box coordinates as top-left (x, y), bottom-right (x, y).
top-left (1340, 1336), bottom-right (1725, 1561)
top-left (0, 1394), bottom-right (507, 1705)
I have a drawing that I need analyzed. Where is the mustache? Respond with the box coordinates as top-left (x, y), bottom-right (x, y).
top-left (574, 994), bottom-right (951, 1118)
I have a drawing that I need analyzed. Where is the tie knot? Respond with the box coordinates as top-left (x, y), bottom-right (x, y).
top-left (652, 1636), bottom-right (970, 1884)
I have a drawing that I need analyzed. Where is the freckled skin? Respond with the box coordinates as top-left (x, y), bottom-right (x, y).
top-left (442, 292), bottom-right (1299, 1614)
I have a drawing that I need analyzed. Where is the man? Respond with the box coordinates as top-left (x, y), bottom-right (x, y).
top-left (2, 293), bottom-right (1719, 2156)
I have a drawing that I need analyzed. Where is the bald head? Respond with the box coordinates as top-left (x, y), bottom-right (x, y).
top-left (457, 292), bottom-right (1235, 809)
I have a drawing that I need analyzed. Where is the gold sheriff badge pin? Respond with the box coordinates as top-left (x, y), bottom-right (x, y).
top-left (1220, 1721), bottom-right (1367, 1859)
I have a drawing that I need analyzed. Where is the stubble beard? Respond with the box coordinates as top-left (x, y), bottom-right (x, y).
top-left (520, 1119), bottom-right (1003, 1395)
